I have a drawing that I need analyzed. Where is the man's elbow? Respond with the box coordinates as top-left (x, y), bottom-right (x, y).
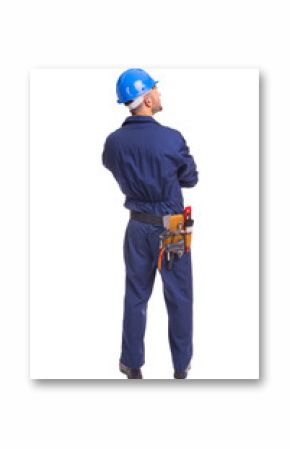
top-left (179, 171), bottom-right (199, 188)
top-left (102, 148), bottom-right (110, 170)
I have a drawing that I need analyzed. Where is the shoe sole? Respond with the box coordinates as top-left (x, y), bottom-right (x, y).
top-left (119, 364), bottom-right (143, 379)
top-left (174, 363), bottom-right (191, 379)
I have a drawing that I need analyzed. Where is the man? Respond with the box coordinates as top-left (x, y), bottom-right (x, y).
top-left (102, 68), bottom-right (198, 379)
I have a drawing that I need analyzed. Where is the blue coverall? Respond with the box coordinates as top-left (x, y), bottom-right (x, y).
top-left (102, 115), bottom-right (198, 373)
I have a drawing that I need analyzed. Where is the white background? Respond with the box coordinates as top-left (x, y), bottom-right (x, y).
top-left (0, 0), bottom-right (288, 448)
top-left (30, 68), bottom-right (259, 379)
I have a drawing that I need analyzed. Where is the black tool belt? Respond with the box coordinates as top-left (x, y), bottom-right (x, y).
top-left (130, 210), bottom-right (163, 225)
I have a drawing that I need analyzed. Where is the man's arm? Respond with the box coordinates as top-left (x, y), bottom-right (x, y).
top-left (177, 135), bottom-right (199, 187)
top-left (102, 136), bottom-right (112, 170)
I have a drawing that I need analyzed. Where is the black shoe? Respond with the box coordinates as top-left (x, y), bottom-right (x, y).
top-left (174, 363), bottom-right (191, 379)
top-left (119, 362), bottom-right (143, 379)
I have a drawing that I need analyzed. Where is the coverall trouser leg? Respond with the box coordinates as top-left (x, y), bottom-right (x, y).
top-left (120, 218), bottom-right (194, 373)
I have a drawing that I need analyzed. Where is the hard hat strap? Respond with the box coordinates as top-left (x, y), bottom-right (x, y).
top-left (127, 90), bottom-right (151, 111)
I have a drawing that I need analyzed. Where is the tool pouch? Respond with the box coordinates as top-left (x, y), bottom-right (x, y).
top-left (162, 214), bottom-right (184, 245)
top-left (184, 229), bottom-right (192, 252)
top-left (158, 214), bottom-right (191, 271)
top-left (183, 206), bottom-right (194, 253)
top-left (158, 209), bottom-right (194, 271)
top-left (163, 213), bottom-right (193, 251)
top-left (184, 219), bottom-right (194, 252)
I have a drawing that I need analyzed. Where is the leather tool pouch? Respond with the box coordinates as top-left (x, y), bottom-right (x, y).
top-left (162, 214), bottom-right (192, 250)
top-left (158, 213), bottom-right (193, 271)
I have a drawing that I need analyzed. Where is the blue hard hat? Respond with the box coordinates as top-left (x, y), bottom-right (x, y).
top-left (116, 68), bottom-right (159, 104)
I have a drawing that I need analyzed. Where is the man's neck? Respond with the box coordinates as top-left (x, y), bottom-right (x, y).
top-left (131, 110), bottom-right (153, 117)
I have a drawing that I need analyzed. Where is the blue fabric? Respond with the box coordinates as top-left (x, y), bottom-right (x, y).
top-left (102, 115), bottom-right (198, 215)
top-left (102, 115), bottom-right (198, 373)
top-left (121, 219), bottom-right (194, 372)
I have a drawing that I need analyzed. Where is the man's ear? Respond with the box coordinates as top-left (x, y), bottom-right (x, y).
top-left (144, 94), bottom-right (152, 107)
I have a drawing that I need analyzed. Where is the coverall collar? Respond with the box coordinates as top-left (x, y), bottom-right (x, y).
top-left (122, 115), bottom-right (160, 126)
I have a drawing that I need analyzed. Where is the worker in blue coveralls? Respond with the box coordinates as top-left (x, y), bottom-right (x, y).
top-left (102, 68), bottom-right (198, 379)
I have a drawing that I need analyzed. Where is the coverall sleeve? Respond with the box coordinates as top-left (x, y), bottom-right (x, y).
top-left (102, 136), bottom-right (112, 170)
top-left (102, 134), bottom-right (120, 174)
top-left (176, 134), bottom-right (199, 188)
top-left (102, 135), bottom-right (122, 189)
